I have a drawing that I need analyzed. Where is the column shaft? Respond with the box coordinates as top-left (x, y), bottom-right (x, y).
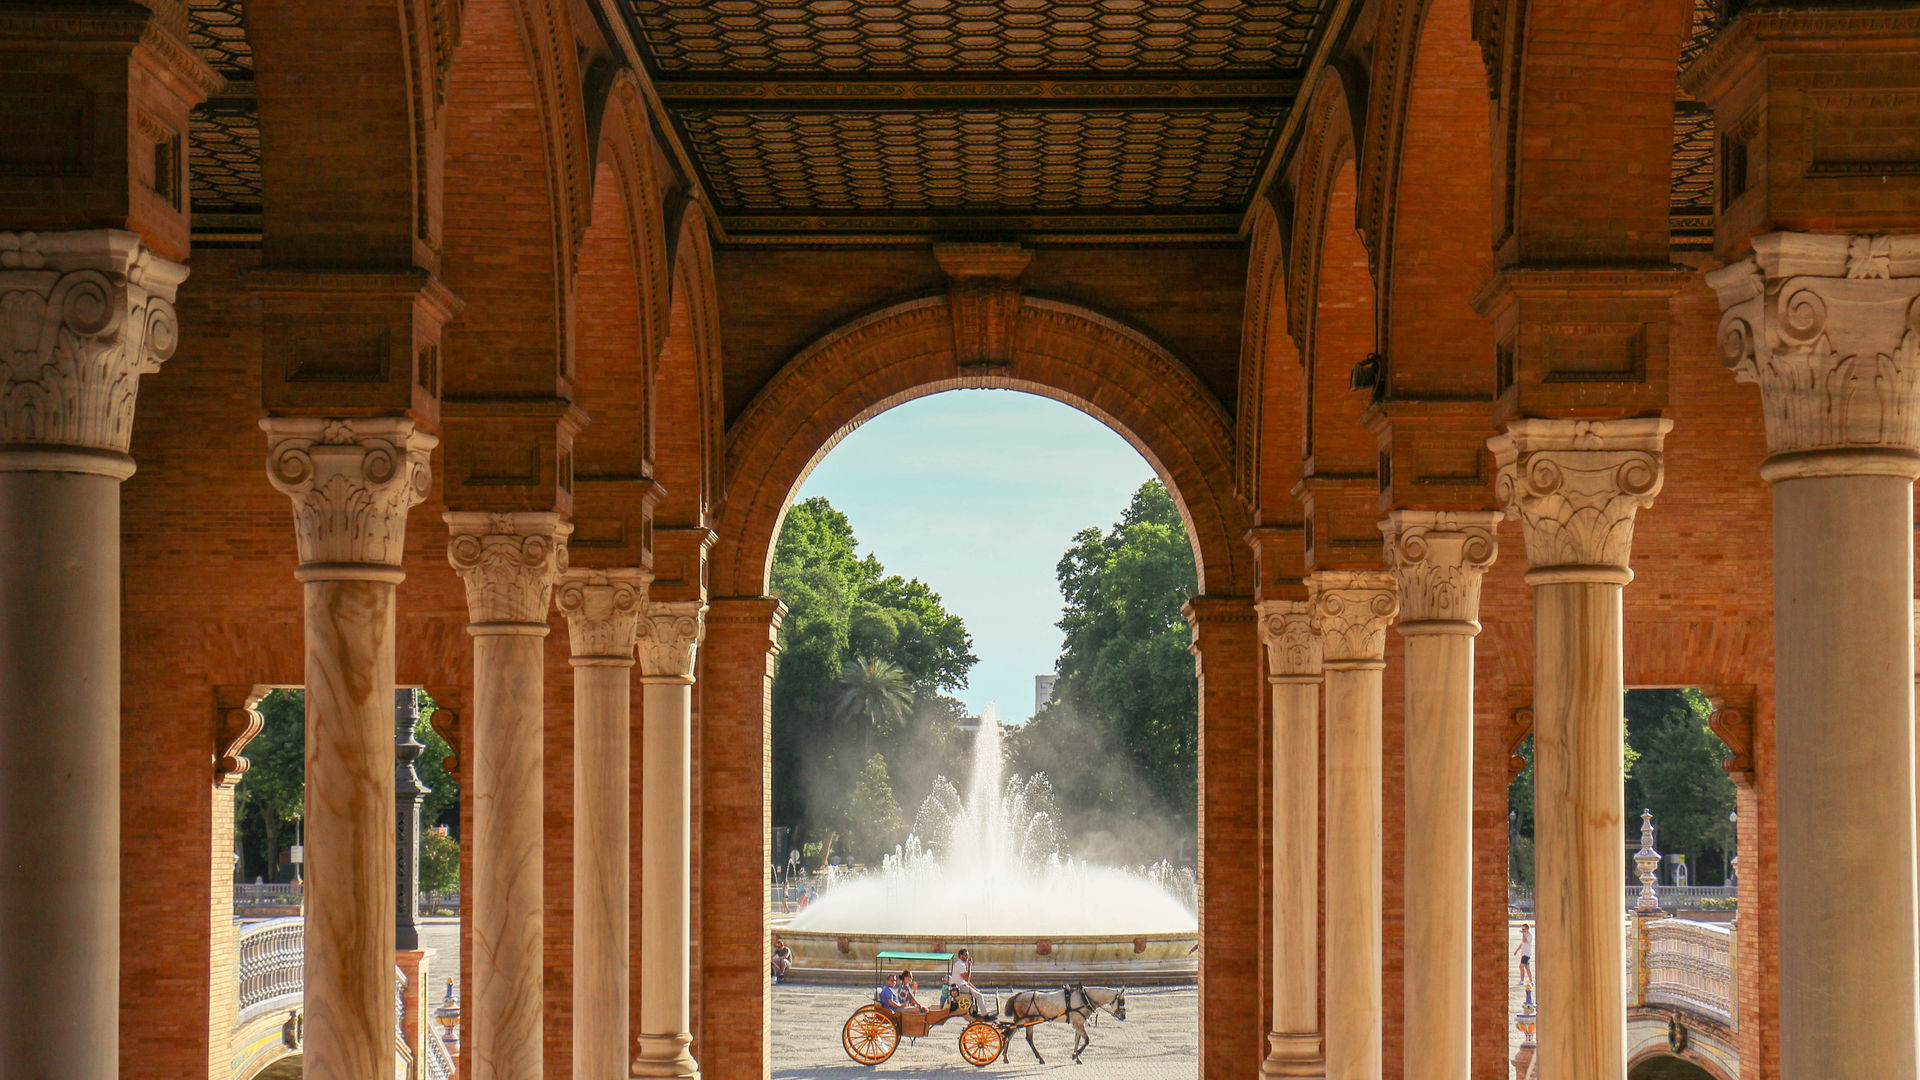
top-left (1773, 473), bottom-right (1918, 1071)
top-left (1323, 664), bottom-right (1383, 1080)
top-left (1400, 631), bottom-right (1474, 1080)
top-left (573, 662), bottom-right (631, 1080)
top-left (636, 679), bottom-right (697, 1077)
top-left (1258, 597), bottom-right (1323, 1077)
top-left (1532, 580), bottom-right (1625, 1080)
top-left (0, 471), bottom-right (122, 1080)
top-left (304, 577), bottom-right (400, 1080)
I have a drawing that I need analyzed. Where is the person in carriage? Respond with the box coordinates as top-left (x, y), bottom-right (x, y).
top-left (947, 948), bottom-right (985, 1015)
top-left (878, 973), bottom-right (925, 1014)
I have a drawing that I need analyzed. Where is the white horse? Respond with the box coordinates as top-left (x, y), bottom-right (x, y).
top-left (1000, 984), bottom-right (1127, 1064)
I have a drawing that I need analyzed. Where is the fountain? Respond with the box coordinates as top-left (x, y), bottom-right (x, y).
top-left (776, 705), bottom-right (1200, 982)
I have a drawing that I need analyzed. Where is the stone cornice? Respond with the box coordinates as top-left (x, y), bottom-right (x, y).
top-left (1255, 599), bottom-right (1320, 681)
top-left (1380, 510), bottom-right (1503, 631)
top-left (557, 567), bottom-right (650, 664)
top-left (0, 230), bottom-right (188, 474)
top-left (262, 416), bottom-right (437, 577)
top-left (1705, 232), bottom-right (1920, 476)
top-left (1306, 570), bottom-right (1398, 667)
top-left (1682, 7), bottom-right (1920, 102)
top-left (636, 600), bottom-right (705, 681)
top-left (1489, 418), bottom-right (1670, 579)
top-left (445, 511), bottom-right (572, 629)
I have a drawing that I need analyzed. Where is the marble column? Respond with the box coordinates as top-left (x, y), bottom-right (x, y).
top-left (1489, 417), bottom-right (1669, 1080)
top-left (1381, 511), bottom-right (1501, 1080)
top-left (1255, 601), bottom-right (1324, 1079)
top-left (446, 512), bottom-right (572, 1080)
top-left (0, 229), bottom-right (183, 1079)
top-left (264, 416), bottom-right (437, 1080)
top-left (633, 601), bottom-right (706, 1080)
top-left (1707, 232), bottom-right (1920, 1079)
top-left (556, 568), bottom-right (648, 1080)
top-left (1307, 571), bottom-right (1398, 1080)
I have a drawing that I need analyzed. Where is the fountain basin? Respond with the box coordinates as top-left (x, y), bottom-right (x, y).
top-left (776, 925), bottom-right (1198, 986)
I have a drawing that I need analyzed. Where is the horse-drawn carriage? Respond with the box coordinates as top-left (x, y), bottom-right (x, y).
top-left (839, 951), bottom-right (1008, 1067)
top-left (838, 950), bottom-right (1129, 1067)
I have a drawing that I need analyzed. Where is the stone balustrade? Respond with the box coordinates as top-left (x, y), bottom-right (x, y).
top-left (1641, 918), bottom-right (1735, 1027)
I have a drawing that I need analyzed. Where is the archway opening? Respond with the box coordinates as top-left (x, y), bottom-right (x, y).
top-left (763, 388), bottom-right (1202, 1076)
top-left (1629, 1053), bottom-right (1722, 1080)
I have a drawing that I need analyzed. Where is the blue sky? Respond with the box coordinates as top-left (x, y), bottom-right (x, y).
top-left (794, 389), bottom-right (1157, 721)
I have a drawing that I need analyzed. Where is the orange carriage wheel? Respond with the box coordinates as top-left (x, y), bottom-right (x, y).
top-left (959, 1020), bottom-right (1005, 1067)
top-left (842, 1005), bottom-right (900, 1065)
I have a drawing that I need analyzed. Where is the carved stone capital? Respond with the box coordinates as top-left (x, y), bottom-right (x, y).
top-left (1706, 232), bottom-right (1920, 476)
top-left (557, 567), bottom-right (651, 663)
top-left (1255, 600), bottom-right (1320, 680)
top-left (445, 511), bottom-right (571, 628)
top-left (0, 230), bottom-right (188, 474)
top-left (262, 416), bottom-right (437, 577)
top-left (1306, 570), bottom-right (1399, 667)
top-left (636, 600), bottom-right (705, 681)
top-left (1489, 418), bottom-right (1671, 579)
top-left (1381, 510), bottom-right (1503, 630)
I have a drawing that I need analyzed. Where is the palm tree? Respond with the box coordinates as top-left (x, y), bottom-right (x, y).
top-left (837, 655), bottom-right (914, 745)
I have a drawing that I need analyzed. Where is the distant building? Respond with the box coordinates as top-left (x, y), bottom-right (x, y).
top-left (1034, 674), bottom-right (1059, 718)
top-left (957, 713), bottom-right (981, 734)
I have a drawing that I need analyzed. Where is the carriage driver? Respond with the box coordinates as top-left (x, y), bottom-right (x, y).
top-left (949, 948), bottom-right (982, 1013)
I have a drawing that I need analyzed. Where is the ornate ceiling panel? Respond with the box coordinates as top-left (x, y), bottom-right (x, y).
top-left (619, 0), bottom-right (1332, 238)
top-left (187, 0), bottom-right (261, 242)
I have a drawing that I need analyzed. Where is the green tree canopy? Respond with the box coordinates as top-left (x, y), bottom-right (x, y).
top-left (770, 497), bottom-right (979, 862)
top-left (1007, 479), bottom-right (1199, 863)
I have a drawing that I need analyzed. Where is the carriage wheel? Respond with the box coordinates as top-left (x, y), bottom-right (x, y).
top-left (958, 1020), bottom-right (1005, 1067)
top-left (842, 1005), bottom-right (899, 1065)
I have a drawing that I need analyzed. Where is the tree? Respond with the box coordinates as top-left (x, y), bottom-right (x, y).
top-left (844, 754), bottom-right (905, 864)
top-left (235, 689), bottom-right (305, 883)
top-left (837, 655), bottom-right (914, 742)
top-left (416, 694), bottom-right (460, 834)
top-left (419, 827), bottom-right (460, 894)
top-left (1009, 479), bottom-right (1199, 860)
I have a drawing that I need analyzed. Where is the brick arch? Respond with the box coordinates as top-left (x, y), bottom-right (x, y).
top-left (1285, 64), bottom-right (1365, 355)
top-left (441, 0), bottom-right (588, 396)
top-left (654, 205), bottom-right (725, 527)
top-left (573, 71), bottom-right (668, 480)
top-left (1238, 196), bottom-right (1308, 525)
top-left (711, 295), bottom-right (1254, 599)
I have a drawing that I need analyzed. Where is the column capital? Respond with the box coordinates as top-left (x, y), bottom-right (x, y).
top-left (1255, 599), bottom-right (1320, 681)
top-left (263, 416), bottom-right (437, 580)
top-left (557, 567), bottom-right (651, 664)
top-left (1489, 418), bottom-right (1670, 582)
top-left (1306, 570), bottom-right (1398, 668)
top-left (1706, 232), bottom-right (1920, 478)
top-left (0, 230), bottom-right (188, 475)
top-left (1380, 510), bottom-right (1503, 631)
top-left (636, 600), bottom-right (706, 682)
top-left (445, 511), bottom-right (571, 630)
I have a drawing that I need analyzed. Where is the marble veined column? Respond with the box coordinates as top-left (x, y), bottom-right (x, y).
top-left (1490, 417), bottom-right (1669, 1080)
top-left (263, 416), bottom-right (436, 1080)
top-left (557, 568), bottom-right (648, 1080)
top-left (633, 601), bottom-right (706, 1080)
top-left (0, 229), bottom-right (184, 1080)
top-left (1308, 570), bottom-right (1398, 1080)
top-left (1381, 511), bottom-right (1501, 1080)
top-left (1256, 600), bottom-right (1324, 1079)
top-left (446, 512), bottom-right (571, 1080)
top-left (1708, 232), bottom-right (1920, 1079)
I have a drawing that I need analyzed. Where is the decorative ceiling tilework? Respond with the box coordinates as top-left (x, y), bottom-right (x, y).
top-left (680, 106), bottom-right (1281, 213)
top-left (622, 0), bottom-right (1329, 74)
top-left (187, 0), bottom-right (253, 78)
top-left (191, 101), bottom-right (263, 216)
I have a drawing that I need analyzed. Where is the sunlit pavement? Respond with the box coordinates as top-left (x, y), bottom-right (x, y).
top-left (772, 982), bottom-right (1199, 1078)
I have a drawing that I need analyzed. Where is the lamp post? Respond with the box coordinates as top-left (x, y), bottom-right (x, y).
top-left (1728, 809), bottom-right (1739, 888)
top-left (395, 687), bottom-right (429, 951)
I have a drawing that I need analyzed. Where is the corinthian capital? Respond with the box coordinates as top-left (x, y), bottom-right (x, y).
top-left (1706, 232), bottom-right (1920, 474)
top-left (557, 567), bottom-right (650, 663)
top-left (636, 601), bottom-right (705, 681)
top-left (1306, 571), bottom-right (1398, 667)
top-left (262, 416), bottom-right (437, 576)
top-left (1489, 418), bottom-right (1670, 578)
top-left (0, 230), bottom-right (188, 473)
top-left (1255, 600), bottom-right (1320, 680)
top-left (1381, 510), bottom-right (1503, 629)
top-left (445, 511), bottom-right (571, 628)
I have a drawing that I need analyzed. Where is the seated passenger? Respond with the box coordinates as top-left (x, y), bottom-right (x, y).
top-left (878, 974), bottom-right (924, 1013)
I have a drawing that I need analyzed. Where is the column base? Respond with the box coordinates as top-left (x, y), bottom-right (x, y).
top-left (631, 1033), bottom-right (700, 1080)
top-left (1261, 1032), bottom-right (1326, 1079)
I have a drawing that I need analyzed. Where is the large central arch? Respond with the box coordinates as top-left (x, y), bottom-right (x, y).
top-left (699, 293), bottom-right (1264, 1080)
top-left (711, 295), bottom-right (1254, 598)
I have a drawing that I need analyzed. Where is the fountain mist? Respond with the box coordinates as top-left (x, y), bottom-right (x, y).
top-left (786, 704), bottom-right (1196, 936)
